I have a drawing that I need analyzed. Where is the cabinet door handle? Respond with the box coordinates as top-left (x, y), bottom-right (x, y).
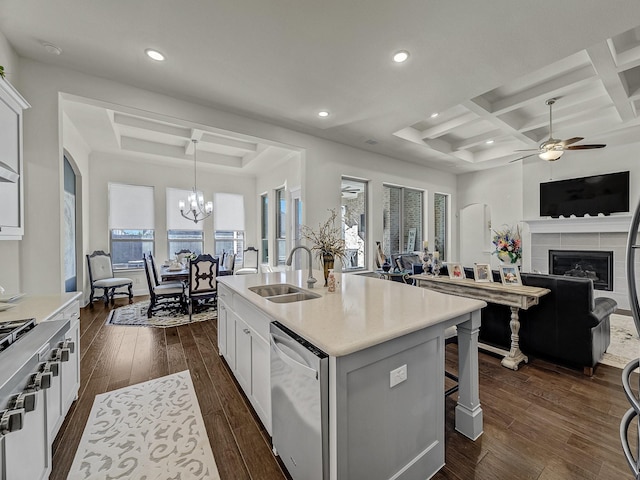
top-left (63, 340), bottom-right (75, 354)
top-left (243, 328), bottom-right (250, 335)
top-left (14, 391), bottom-right (37, 412)
top-left (0, 409), bottom-right (24, 434)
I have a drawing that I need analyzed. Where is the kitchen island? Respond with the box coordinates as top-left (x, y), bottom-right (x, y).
top-left (218, 270), bottom-right (485, 480)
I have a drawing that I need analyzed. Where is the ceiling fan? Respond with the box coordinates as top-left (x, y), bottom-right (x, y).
top-left (510, 98), bottom-right (606, 163)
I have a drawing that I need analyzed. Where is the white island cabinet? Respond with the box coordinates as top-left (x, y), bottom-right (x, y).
top-left (218, 284), bottom-right (272, 434)
top-left (218, 271), bottom-right (486, 480)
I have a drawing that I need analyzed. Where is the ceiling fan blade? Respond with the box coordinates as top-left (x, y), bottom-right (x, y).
top-left (560, 137), bottom-right (584, 146)
top-left (509, 153), bottom-right (538, 163)
top-left (514, 148), bottom-right (540, 152)
top-left (565, 144), bottom-right (606, 150)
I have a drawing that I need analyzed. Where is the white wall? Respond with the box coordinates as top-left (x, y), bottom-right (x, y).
top-left (0, 31), bottom-right (21, 293)
top-left (457, 163), bottom-right (524, 270)
top-left (13, 57), bottom-right (457, 294)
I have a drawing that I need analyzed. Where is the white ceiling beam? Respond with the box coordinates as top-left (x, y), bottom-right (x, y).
top-left (241, 144), bottom-right (270, 168)
top-left (517, 100), bottom-right (611, 134)
top-left (185, 130), bottom-right (204, 155)
top-left (201, 132), bottom-right (258, 152)
top-left (463, 100), bottom-right (537, 146)
top-left (452, 129), bottom-right (504, 151)
top-left (587, 42), bottom-right (636, 122)
top-left (106, 109), bottom-right (122, 149)
top-left (121, 136), bottom-right (243, 168)
top-left (488, 65), bottom-right (597, 114)
top-left (113, 113), bottom-right (191, 138)
top-left (420, 112), bottom-right (477, 139)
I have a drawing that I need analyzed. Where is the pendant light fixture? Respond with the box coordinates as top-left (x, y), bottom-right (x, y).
top-left (179, 139), bottom-right (212, 223)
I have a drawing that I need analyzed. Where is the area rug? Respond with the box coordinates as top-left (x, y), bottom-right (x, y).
top-left (106, 301), bottom-right (216, 328)
top-left (67, 370), bottom-right (220, 480)
top-left (600, 313), bottom-right (640, 369)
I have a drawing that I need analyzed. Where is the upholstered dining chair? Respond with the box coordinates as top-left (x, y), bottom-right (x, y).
top-left (143, 254), bottom-right (186, 318)
top-left (175, 249), bottom-right (193, 263)
top-left (187, 254), bottom-right (219, 319)
top-left (148, 252), bottom-right (179, 286)
top-left (235, 247), bottom-right (259, 275)
top-left (86, 250), bottom-right (133, 308)
top-left (223, 253), bottom-right (236, 274)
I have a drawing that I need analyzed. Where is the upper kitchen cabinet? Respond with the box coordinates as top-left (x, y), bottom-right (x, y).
top-left (0, 76), bottom-right (30, 240)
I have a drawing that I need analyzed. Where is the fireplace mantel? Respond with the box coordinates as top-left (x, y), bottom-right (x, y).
top-left (524, 214), bottom-right (632, 234)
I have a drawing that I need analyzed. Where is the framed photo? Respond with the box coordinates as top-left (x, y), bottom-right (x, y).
top-left (473, 263), bottom-right (492, 283)
top-left (499, 265), bottom-right (522, 286)
top-left (448, 262), bottom-right (465, 279)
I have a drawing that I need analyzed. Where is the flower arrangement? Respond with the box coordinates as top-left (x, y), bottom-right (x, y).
top-left (492, 224), bottom-right (522, 263)
top-left (301, 209), bottom-right (347, 265)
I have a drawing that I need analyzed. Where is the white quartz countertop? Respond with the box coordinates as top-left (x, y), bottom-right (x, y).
top-left (0, 292), bottom-right (82, 324)
top-left (218, 270), bottom-right (486, 356)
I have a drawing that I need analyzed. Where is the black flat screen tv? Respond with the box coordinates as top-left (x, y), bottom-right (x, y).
top-left (539, 171), bottom-right (629, 218)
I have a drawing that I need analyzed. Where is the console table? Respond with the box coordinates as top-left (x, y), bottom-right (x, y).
top-left (411, 274), bottom-right (550, 370)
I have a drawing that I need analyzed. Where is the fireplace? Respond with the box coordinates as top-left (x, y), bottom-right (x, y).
top-left (549, 250), bottom-right (613, 291)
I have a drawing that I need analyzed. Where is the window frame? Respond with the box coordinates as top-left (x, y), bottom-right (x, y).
top-left (383, 185), bottom-right (424, 256)
top-left (341, 177), bottom-right (368, 272)
top-left (167, 229), bottom-right (204, 258)
top-left (110, 229), bottom-right (155, 271)
top-left (275, 187), bottom-right (287, 265)
top-left (261, 193), bottom-right (269, 264)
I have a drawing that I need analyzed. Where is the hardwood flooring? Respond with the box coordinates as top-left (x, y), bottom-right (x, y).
top-left (50, 296), bottom-right (638, 480)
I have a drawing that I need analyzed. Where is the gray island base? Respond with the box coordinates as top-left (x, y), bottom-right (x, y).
top-left (218, 270), bottom-right (486, 480)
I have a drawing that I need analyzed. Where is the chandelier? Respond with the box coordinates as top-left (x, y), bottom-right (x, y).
top-left (179, 139), bottom-right (212, 224)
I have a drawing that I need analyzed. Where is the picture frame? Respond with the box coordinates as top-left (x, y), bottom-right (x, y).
top-left (473, 263), bottom-right (492, 283)
top-left (499, 265), bottom-right (522, 286)
top-left (448, 262), bottom-right (465, 279)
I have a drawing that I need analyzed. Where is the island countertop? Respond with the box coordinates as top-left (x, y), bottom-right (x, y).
top-left (218, 270), bottom-right (486, 356)
top-left (0, 292), bottom-right (82, 324)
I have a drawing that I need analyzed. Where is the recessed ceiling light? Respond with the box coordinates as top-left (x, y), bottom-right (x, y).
top-left (393, 50), bottom-right (410, 63)
top-left (486, 139), bottom-right (494, 144)
top-left (430, 112), bottom-right (439, 118)
top-left (145, 49), bottom-right (165, 61)
top-left (41, 42), bottom-right (62, 55)
top-left (318, 111), bottom-right (330, 118)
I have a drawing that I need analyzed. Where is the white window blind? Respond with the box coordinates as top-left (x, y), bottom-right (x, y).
top-left (166, 187), bottom-right (204, 231)
top-left (109, 183), bottom-right (154, 229)
top-left (214, 193), bottom-right (245, 231)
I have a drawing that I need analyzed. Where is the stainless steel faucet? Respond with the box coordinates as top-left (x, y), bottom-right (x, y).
top-left (285, 246), bottom-right (318, 289)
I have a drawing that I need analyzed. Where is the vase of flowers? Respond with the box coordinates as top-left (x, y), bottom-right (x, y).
top-left (301, 209), bottom-right (347, 286)
top-left (492, 224), bottom-right (522, 264)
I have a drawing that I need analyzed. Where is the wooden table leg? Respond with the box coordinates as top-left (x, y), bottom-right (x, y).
top-left (500, 306), bottom-right (528, 370)
top-left (455, 310), bottom-right (483, 440)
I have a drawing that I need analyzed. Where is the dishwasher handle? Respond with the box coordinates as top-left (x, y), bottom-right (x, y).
top-left (270, 334), bottom-right (318, 380)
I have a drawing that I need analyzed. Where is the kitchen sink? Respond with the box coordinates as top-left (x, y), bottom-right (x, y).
top-left (248, 284), bottom-right (321, 303)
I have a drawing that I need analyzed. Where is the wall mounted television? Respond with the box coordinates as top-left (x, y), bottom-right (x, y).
top-left (539, 171), bottom-right (629, 218)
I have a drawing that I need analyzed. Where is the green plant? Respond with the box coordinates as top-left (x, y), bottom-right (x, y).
top-left (0, 65), bottom-right (5, 79)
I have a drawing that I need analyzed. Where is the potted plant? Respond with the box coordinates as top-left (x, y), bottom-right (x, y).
top-left (492, 224), bottom-right (522, 264)
top-left (301, 209), bottom-right (347, 286)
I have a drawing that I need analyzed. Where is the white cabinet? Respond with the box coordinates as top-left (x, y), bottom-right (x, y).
top-left (0, 76), bottom-right (30, 240)
top-left (218, 284), bottom-right (272, 434)
top-left (4, 390), bottom-right (49, 480)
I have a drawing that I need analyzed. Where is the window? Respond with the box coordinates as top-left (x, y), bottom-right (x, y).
top-left (166, 188), bottom-right (204, 258)
top-left (341, 178), bottom-right (367, 270)
top-left (275, 188), bottom-right (286, 265)
top-left (109, 183), bottom-right (154, 269)
top-left (167, 230), bottom-right (203, 256)
top-left (382, 185), bottom-right (423, 256)
top-left (214, 193), bottom-right (245, 263)
top-left (261, 194), bottom-right (269, 263)
top-left (434, 192), bottom-right (448, 261)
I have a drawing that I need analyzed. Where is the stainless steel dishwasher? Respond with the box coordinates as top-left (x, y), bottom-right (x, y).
top-left (270, 321), bottom-right (329, 480)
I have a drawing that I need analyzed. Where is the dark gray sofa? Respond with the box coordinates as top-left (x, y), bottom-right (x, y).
top-left (467, 270), bottom-right (617, 375)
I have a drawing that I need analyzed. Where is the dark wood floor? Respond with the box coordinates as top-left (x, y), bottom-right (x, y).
top-left (50, 296), bottom-right (638, 480)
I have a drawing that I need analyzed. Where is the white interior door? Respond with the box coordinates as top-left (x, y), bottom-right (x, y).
top-left (460, 203), bottom-right (491, 266)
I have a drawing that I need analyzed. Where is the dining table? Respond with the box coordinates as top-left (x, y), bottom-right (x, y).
top-left (160, 265), bottom-right (232, 283)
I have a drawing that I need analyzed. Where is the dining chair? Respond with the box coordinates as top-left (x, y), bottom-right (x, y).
top-left (86, 250), bottom-right (133, 308)
top-left (235, 247), bottom-right (259, 275)
top-left (175, 249), bottom-right (193, 263)
top-left (148, 252), bottom-right (180, 286)
top-left (223, 253), bottom-right (236, 274)
top-left (143, 254), bottom-right (186, 318)
top-left (187, 254), bottom-right (219, 319)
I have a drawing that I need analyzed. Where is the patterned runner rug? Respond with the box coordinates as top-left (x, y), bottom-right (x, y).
top-left (106, 300), bottom-right (216, 328)
top-left (600, 313), bottom-right (640, 370)
top-left (68, 370), bottom-right (220, 480)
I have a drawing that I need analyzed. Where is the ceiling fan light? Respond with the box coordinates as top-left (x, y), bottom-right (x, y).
top-left (539, 150), bottom-right (564, 161)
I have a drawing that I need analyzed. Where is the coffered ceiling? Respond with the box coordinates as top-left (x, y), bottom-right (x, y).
top-left (3, 1), bottom-right (640, 174)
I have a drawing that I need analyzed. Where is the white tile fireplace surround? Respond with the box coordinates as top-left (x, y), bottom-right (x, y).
top-left (526, 215), bottom-right (635, 310)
